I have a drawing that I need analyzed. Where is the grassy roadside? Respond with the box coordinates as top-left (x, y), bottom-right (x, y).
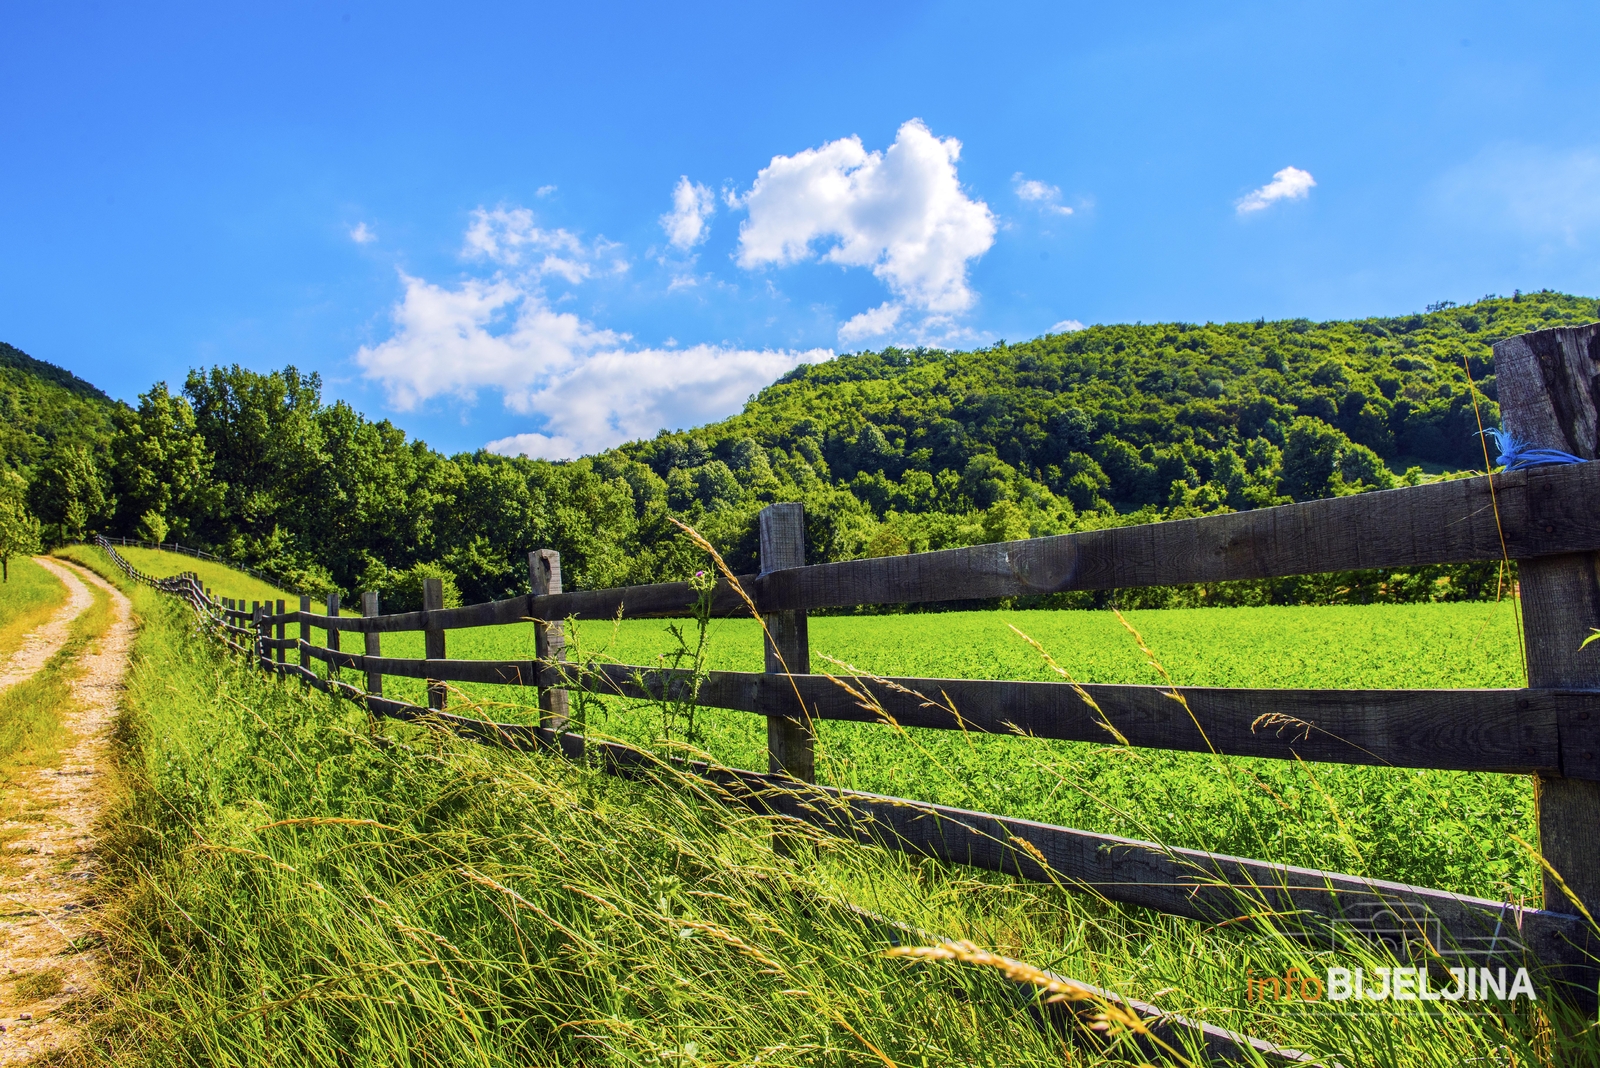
top-left (0, 562), bottom-right (113, 863)
top-left (0, 555), bottom-right (70, 664)
top-left (51, 546), bottom-right (1600, 1066)
top-left (113, 546), bottom-right (303, 610)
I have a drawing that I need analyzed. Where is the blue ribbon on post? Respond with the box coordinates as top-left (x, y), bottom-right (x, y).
top-left (1481, 428), bottom-right (1586, 471)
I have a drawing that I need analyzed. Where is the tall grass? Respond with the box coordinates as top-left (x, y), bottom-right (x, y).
top-left (53, 546), bottom-right (1600, 1066)
top-left (0, 554), bottom-right (70, 662)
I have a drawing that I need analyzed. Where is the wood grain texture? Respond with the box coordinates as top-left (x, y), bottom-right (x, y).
top-left (1497, 323), bottom-right (1600, 921)
top-left (545, 661), bottom-right (1589, 777)
top-left (361, 591), bottom-right (382, 695)
top-left (754, 464), bottom-right (1600, 611)
top-left (759, 503), bottom-right (814, 782)
top-left (325, 592), bottom-right (342, 684)
top-left (423, 577), bottom-right (446, 711)
top-left (530, 549), bottom-right (571, 736)
top-left (298, 595), bottom-right (311, 684)
top-left (275, 600), bottom-right (286, 667)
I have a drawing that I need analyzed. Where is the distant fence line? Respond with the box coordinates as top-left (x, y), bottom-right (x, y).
top-left (96, 536), bottom-right (310, 598)
top-left (96, 322), bottom-right (1600, 1052)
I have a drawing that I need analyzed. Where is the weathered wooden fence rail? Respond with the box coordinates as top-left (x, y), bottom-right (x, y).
top-left (96, 324), bottom-right (1600, 1026)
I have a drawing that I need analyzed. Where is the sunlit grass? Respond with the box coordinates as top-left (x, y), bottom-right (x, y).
top-left (0, 554), bottom-right (70, 663)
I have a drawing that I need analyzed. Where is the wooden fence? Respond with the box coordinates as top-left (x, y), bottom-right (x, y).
top-left (96, 324), bottom-right (1600, 1030)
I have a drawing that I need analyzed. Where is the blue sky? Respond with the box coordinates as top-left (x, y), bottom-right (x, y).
top-left (4, 1), bottom-right (1599, 457)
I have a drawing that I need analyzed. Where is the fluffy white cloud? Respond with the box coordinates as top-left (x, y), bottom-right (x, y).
top-left (1050, 319), bottom-right (1085, 333)
top-left (1237, 166), bottom-right (1317, 214)
top-left (463, 206), bottom-right (623, 282)
top-left (733, 119), bottom-right (996, 315)
top-left (1013, 174), bottom-right (1073, 216)
top-left (349, 222), bottom-right (377, 244)
top-left (838, 301), bottom-right (903, 344)
top-left (356, 271), bottom-right (830, 459)
top-left (661, 176), bottom-right (716, 249)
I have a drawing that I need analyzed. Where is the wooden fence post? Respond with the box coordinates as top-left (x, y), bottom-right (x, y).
top-left (758, 503), bottom-right (814, 781)
top-left (275, 600), bottom-right (286, 669)
top-left (530, 550), bottom-right (571, 743)
top-left (326, 592), bottom-right (341, 687)
top-left (423, 578), bottom-right (446, 710)
top-left (252, 602), bottom-right (264, 670)
top-left (361, 592), bottom-right (382, 694)
top-left (1495, 323), bottom-right (1600, 922)
top-left (298, 595), bottom-right (311, 690)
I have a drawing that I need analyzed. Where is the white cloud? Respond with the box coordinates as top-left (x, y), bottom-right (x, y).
top-left (1237, 166), bottom-right (1317, 214)
top-left (462, 206), bottom-right (622, 282)
top-left (1435, 144), bottom-right (1600, 245)
top-left (535, 185), bottom-right (557, 197)
top-left (1013, 174), bottom-right (1073, 216)
top-left (732, 119), bottom-right (996, 315)
top-left (1050, 319), bottom-right (1085, 333)
top-left (661, 176), bottom-right (716, 249)
top-left (349, 222), bottom-right (377, 244)
top-left (838, 301), bottom-right (903, 344)
top-left (356, 270), bottom-right (830, 459)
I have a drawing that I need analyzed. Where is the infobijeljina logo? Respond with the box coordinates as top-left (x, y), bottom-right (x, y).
top-left (1247, 966), bottom-right (1538, 1004)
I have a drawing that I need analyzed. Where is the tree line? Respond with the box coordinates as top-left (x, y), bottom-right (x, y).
top-left (3, 291), bottom-right (1594, 605)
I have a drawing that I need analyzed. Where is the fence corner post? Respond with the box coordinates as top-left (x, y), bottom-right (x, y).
top-left (1495, 323), bottom-right (1600, 925)
top-left (529, 550), bottom-right (572, 749)
top-left (362, 591), bottom-right (382, 696)
top-left (758, 502), bottom-right (813, 782)
top-left (423, 578), bottom-right (446, 711)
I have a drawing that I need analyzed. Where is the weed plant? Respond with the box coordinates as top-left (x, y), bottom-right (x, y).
top-left (55, 546), bottom-right (1600, 1066)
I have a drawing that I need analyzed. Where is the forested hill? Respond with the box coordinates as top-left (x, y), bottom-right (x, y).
top-left (4, 290), bottom-right (1595, 609)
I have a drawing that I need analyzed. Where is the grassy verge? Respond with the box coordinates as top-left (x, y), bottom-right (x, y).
top-left (114, 545), bottom-right (307, 610)
top-left (55, 547), bottom-right (1600, 1066)
top-left (0, 561), bottom-right (112, 863)
top-left (0, 555), bottom-right (70, 663)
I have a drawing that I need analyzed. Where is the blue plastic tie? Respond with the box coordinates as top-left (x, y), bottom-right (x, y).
top-left (1481, 428), bottom-right (1586, 471)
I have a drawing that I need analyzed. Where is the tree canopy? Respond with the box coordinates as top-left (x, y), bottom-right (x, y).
top-left (1, 290), bottom-right (1593, 606)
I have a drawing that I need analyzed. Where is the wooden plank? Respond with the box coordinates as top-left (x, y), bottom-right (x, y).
top-left (298, 595), bottom-right (310, 688)
top-left (704, 772), bottom-right (1596, 994)
top-left (326, 592), bottom-right (341, 685)
top-left (275, 600), bottom-right (286, 667)
top-left (1497, 323), bottom-right (1600, 922)
top-left (753, 464), bottom-right (1600, 612)
top-left (362, 591), bottom-right (382, 695)
top-left (423, 577), bottom-right (446, 711)
top-left (759, 503), bottom-right (814, 781)
top-left (548, 662), bottom-right (1586, 777)
top-left (530, 550), bottom-right (571, 739)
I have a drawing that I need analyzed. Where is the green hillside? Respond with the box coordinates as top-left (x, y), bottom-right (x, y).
top-left (3, 291), bottom-right (1592, 606)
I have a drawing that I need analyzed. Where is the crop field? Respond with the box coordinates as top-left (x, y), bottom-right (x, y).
top-left (352, 596), bottom-right (1539, 904)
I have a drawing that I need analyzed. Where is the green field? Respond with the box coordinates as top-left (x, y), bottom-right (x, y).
top-left (340, 598), bottom-right (1540, 904)
top-left (55, 544), bottom-right (1591, 1067)
top-left (0, 555), bottom-right (68, 663)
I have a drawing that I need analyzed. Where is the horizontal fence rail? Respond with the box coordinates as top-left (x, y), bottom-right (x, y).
top-left (250, 462), bottom-right (1599, 630)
